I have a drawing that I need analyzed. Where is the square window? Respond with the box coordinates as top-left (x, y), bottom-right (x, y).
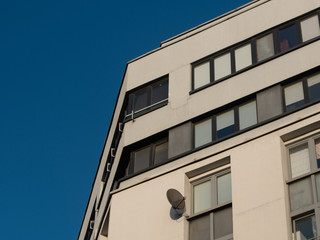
top-left (134, 147), bottom-right (151, 173)
top-left (194, 61), bottom-right (211, 89)
top-left (217, 173), bottom-right (232, 205)
top-left (151, 80), bottom-right (168, 104)
top-left (154, 141), bottom-right (168, 165)
top-left (194, 119), bottom-right (212, 148)
top-left (279, 25), bottom-right (298, 52)
top-left (289, 143), bottom-right (311, 178)
top-left (294, 215), bottom-right (317, 240)
top-left (284, 82), bottom-right (305, 111)
top-left (216, 110), bottom-right (235, 139)
top-left (289, 177), bottom-right (313, 211)
top-left (256, 33), bottom-right (275, 61)
top-left (239, 100), bottom-right (257, 130)
top-left (235, 43), bottom-right (252, 71)
top-left (193, 180), bottom-right (212, 213)
top-left (214, 53), bottom-right (231, 80)
top-left (307, 73), bottom-right (320, 102)
top-left (301, 15), bottom-right (320, 42)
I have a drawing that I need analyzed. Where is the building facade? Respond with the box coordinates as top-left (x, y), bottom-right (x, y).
top-left (79, 0), bottom-right (320, 239)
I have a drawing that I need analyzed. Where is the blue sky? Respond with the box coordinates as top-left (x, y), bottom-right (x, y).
top-left (0, 0), bottom-right (251, 239)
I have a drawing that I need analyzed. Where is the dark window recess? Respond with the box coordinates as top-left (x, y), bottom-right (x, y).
top-left (283, 72), bottom-right (320, 111)
top-left (192, 10), bottom-right (320, 91)
top-left (125, 77), bottom-right (168, 120)
top-left (127, 139), bottom-right (168, 175)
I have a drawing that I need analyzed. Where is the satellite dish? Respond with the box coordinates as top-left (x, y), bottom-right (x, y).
top-left (166, 188), bottom-right (185, 210)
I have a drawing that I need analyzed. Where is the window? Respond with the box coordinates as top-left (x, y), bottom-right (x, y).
top-left (279, 24), bottom-right (299, 52)
top-left (301, 14), bottom-right (320, 42)
top-left (194, 99), bottom-right (257, 148)
top-left (256, 33), bottom-right (275, 62)
top-left (283, 72), bottom-right (320, 112)
top-left (286, 135), bottom-right (320, 240)
top-left (235, 43), bottom-right (252, 71)
top-left (194, 61), bottom-right (211, 89)
top-left (191, 10), bottom-right (320, 91)
top-left (126, 76), bottom-right (168, 120)
top-left (214, 52), bottom-right (231, 80)
top-left (194, 118), bottom-right (212, 148)
top-left (127, 139), bottom-right (168, 175)
top-left (216, 110), bottom-right (235, 139)
top-left (190, 170), bottom-right (232, 240)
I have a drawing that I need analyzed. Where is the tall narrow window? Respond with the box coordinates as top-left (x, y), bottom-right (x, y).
top-left (300, 15), bottom-right (320, 42)
top-left (235, 43), bottom-right (252, 71)
top-left (216, 110), bottom-right (235, 139)
top-left (256, 33), bottom-right (275, 61)
top-left (284, 82), bottom-right (305, 110)
top-left (194, 61), bottom-right (210, 89)
top-left (190, 169), bottom-right (232, 240)
top-left (134, 90), bottom-right (149, 112)
top-left (315, 138), bottom-right (320, 168)
top-left (286, 135), bottom-right (320, 239)
top-left (214, 52), bottom-right (231, 80)
top-left (279, 25), bottom-right (298, 52)
top-left (239, 100), bottom-right (257, 130)
top-left (194, 119), bottom-right (212, 148)
top-left (154, 141), bottom-right (168, 165)
top-left (307, 73), bottom-right (320, 102)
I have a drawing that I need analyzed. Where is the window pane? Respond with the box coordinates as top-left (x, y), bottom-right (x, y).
top-left (315, 173), bottom-right (320, 202)
top-left (194, 62), bottom-right (210, 89)
top-left (295, 215), bottom-right (317, 240)
top-left (256, 33), bottom-right (275, 61)
top-left (213, 206), bottom-right (233, 239)
top-left (301, 15), bottom-right (320, 42)
top-left (235, 43), bottom-right (252, 71)
top-left (194, 119), bottom-right (212, 148)
top-left (134, 147), bottom-right (150, 173)
top-left (189, 214), bottom-right (210, 240)
top-left (217, 173), bottom-right (232, 205)
top-left (307, 73), bottom-right (320, 102)
top-left (216, 110), bottom-right (235, 139)
top-left (193, 181), bottom-right (211, 213)
top-left (154, 141), bottom-right (168, 165)
top-left (289, 143), bottom-right (310, 178)
top-left (214, 52), bottom-right (231, 80)
top-left (316, 138), bottom-right (320, 168)
top-left (151, 80), bottom-right (168, 104)
top-left (239, 100), bottom-right (257, 130)
top-left (134, 90), bottom-right (148, 112)
top-left (279, 25), bottom-right (298, 52)
top-left (289, 177), bottom-right (313, 211)
top-left (284, 82), bottom-right (305, 111)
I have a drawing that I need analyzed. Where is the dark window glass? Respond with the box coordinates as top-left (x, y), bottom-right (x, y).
top-left (295, 215), bottom-right (317, 240)
top-left (134, 90), bottom-right (148, 112)
top-left (154, 141), bottom-right (168, 165)
top-left (213, 207), bottom-right (233, 239)
top-left (152, 80), bottom-right (168, 104)
top-left (134, 147), bottom-right (150, 173)
top-left (279, 25), bottom-right (298, 52)
top-left (189, 214), bottom-right (210, 240)
top-left (307, 73), bottom-right (320, 102)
